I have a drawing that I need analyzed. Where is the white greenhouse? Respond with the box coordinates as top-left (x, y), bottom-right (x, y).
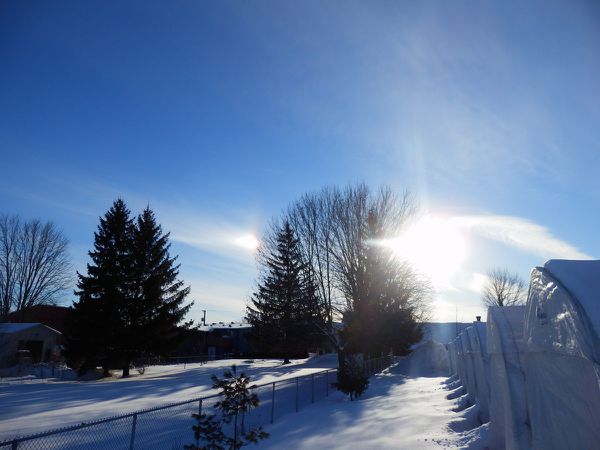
top-left (524, 259), bottom-right (600, 450)
top-left (486, 305), bottom-right (529, 450)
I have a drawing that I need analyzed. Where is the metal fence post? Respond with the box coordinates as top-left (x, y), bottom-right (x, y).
top-left (311, 374), bottom-right (315, 403)
top-left (11, 439), bottom-right (18, 450)
top-left (198, 398), bottom-right (202, 416)
top-left (270, 382), bottom-right (276, 424)
top-left (129, 414), bottom-right (138, 450)
top-left (295, 377), bottom-right (299, 412)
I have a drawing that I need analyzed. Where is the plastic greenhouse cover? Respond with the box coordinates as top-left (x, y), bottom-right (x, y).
top-left (454, 337), bottom-right (467, 386)
top-left (526, 264), bottom-right (600, 360)
top-left (486, 306), bottom-right (528, 450)
top-left (468, 323), bottom-right (490, 423)
top-left (447, 341), bottom-right (457, 375)
top-left (544, 259), bottom-right (600, 337)
top-left (487, 306), bottom-right (526, 355)
top-left (473, 322), bottom-right (487, 355)
top-left (460, 328), bottom-right (479, 400)
top-left (524, 262), bottom-right (600, 450)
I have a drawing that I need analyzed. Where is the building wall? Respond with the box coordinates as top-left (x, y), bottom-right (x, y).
top-left (0, 325), bottom-right (61, 367)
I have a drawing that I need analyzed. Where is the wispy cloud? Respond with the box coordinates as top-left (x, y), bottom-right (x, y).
top-left (185, 279), bottom-right (252, 323)
top-left (465, 272), bottom-right (488, 295)
top-left (161, 212), bottom-right (261, 263)
top-left (454, 214), bottom-right (593, 260)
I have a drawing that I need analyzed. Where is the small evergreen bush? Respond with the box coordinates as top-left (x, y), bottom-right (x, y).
top-left (335, 354), bottom-right (369, 401)
top-left (185, 366), bottom-right (269, 450)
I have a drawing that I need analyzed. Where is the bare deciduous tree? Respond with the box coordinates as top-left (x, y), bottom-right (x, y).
top-left (0, 214), bottom-right (72, 318)
top-left (287, 187), bottom-right (336, 326)
top-left (279, 183), bottom-right (431, 355)
top-left (327, 184), bottom-right (420, 314)
top-left (481, 268), bottom-right (527, 307)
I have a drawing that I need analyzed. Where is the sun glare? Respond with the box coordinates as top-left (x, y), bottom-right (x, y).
top-left (388, 215), bottom-right (467, 289)
top-left (233, 234), bottom-right (259, 250)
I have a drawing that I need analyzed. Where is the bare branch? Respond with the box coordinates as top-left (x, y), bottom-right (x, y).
top-left (0, 214), bottom-right (72, 317)
top-left (481, 267), bottom-right (527, 307)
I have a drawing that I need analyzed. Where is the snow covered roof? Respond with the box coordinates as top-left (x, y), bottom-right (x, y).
top-left (543, 259), bottom-right (600, 335)
top-left (198, 321), bottom-right (251, 332)
top-left (0, 322), bottom-right (61, 335)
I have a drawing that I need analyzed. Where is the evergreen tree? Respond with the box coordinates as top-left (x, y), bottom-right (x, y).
top-left (130, 207), bottom-right (193, 362)
top-left (185, 366), bottom-right (268, 450)
top-left (66, 199), bottom-right (135, 376)
top-left (246, 222), bottom-right (325, 362)
top-left (335, 354), bottom-right (369, 401)
top-left (66, 201), bottom-right (192, 377)
top-left (340, 209), bottom-right (424, 358)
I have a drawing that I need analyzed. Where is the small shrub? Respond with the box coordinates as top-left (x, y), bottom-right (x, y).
top-left (335, 354), bottom-right (369, 401)
top-left (185, 366), bottom-right (269, 450)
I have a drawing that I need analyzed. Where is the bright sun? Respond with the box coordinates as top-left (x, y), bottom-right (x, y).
top-left (387, 215), bottom-right (468, 289)
top-left (233, 234), bottom-right (260, 250)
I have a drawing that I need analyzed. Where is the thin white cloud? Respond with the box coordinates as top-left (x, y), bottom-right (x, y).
top-left (454, 214), bottom-right (593, 260)
top-left (164, 215), bottom-right (261, 263)
top-left (465, 272), bottom-right (488, 295)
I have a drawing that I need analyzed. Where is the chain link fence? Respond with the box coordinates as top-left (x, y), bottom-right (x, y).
top-left (0, 356), bottom-right (394, 450)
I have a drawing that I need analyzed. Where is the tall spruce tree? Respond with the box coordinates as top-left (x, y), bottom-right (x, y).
top-left (130, 207), bottom-right (193, 361)
top-left (246, 222), bottom-right (325, 362)
top-left (66, 199), bottom-right (134, 376)
top-left (66, 201), bottom-right (192, 377)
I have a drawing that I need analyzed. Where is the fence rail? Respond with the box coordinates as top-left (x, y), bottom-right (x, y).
top-left (1, 356), bottom-right (394, 449)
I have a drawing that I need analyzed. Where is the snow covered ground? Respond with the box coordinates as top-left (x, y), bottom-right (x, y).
top-left (259, 370), bottom-right (487, 450)
top-left (1, 351), bottom-right (487, 449)
top-left (0, 355), bottom-right (337, 441)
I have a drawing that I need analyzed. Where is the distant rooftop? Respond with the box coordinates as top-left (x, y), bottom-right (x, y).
top-left (198, 321), bottom-right (251, 332)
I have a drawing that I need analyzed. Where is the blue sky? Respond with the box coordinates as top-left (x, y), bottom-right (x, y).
top-left (1, 0), bottom-right (599, 324)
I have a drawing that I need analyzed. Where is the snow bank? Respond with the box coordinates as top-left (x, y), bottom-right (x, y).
top-left (524, 261), bottom-right (600, 450)
top-left (392, 340), bottom-right (450, 377)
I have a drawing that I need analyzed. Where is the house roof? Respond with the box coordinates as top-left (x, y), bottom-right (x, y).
top-left (0, 322), bottom-right (61, 335)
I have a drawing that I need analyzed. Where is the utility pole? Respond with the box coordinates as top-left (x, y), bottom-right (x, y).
top-left (202, 309), bottom-right (206, 326)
